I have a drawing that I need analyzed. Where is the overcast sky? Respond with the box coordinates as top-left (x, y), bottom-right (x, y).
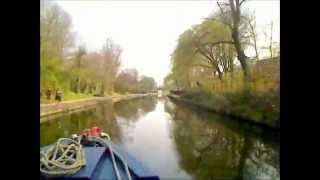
top-left (53, 0), bottom-right (279, 85)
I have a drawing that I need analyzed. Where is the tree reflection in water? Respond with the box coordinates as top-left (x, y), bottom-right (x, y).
top-left (114, 96), bottom-right (157, 122)
top-left (40, 97), bottom-right (158, 146)
top-left (41, 97), bottom-right (279, 180)
top-left (40, 101), bottom-right (122, 145)
top-left (242, 140), bottom-right (280, 180)
top-left (164, 99), bottom-right (280, 180)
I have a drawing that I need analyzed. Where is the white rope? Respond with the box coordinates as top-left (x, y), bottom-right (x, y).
top-left (40, 132), bottom-right (132, 180)
top-left (88, 135), bottom-right (132, 180)
top-left (40, 137), bottom-right (86, 177)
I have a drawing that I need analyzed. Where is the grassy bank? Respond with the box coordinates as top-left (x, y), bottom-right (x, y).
top-left (177, 89), bottom-right (279, 128)
top-left (170, 58), bottom-right (280, 128)
top-left (40, 88), bottom-right (131, 104)
top-left (41, 92), bottom-right (93, 104)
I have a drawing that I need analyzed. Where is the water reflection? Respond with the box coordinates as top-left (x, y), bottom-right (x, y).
top-left (116, 98), bottom-right (192, 179)
top-left (40, 97), bottom-right (279, 180)
top-left (114, 96), bottom-right (157, 120)
top-left (40, 101), bottom-right (121, 145)
top-left (242, 140), bottom-right (280, 180)
top-left (166, 102), bottom-right (244, 179)
top-left (164, 99), bottom-right (280, 180)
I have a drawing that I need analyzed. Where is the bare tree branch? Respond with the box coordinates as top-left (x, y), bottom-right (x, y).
top-left (217, 1), bottom-right (226, 14)
top-left (193, 44), bottom-right (214, 64)
top-left (240, 0), bottom-right (246, 6)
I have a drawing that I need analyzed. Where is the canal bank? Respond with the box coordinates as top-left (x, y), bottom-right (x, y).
top-left (167, 94), bottom-right (280, 130)
top-left (40, 93), bottom-right (156, 121)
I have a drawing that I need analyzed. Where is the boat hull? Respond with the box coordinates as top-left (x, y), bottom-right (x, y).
top-left (40, 139), bottom-right (159, 180)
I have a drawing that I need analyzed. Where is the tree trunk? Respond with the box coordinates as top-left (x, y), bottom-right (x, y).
top-left (229, 58), bottom-right (234, 72)
top-left (248, 18), bottom-right (259, 61)
top-left (216, 67), bottom-right (223, 80)
top-left (229, 0), bottom-right (250, 81)
top-left (76, 77), bottom-right (81, 93)
top-left (232, 29), bottom-right (250, 79)
top-left (254, 40), bottom-right (259, 61)
top-left (100, 83), bottom-right (105, 96)
top-left (269, 22), bottom-right (273, 58)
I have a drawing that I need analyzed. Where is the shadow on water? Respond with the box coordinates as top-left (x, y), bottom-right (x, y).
top-left (164, 98), bottom-right (280, 180)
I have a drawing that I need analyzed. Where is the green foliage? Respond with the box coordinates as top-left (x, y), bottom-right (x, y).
top-left (165, 7), bottom-right (280, 127)
top-left (136, 76), bottom-right (157, 93)
top-left (169, 30), bottom-right (197, 89)
top-left (40, 3), bottom-right (76, 99)
top-left (167, 17), bottom-right (238, 90)
top-left (114, 69), bottom-right (157, 94)
top-left (41, 3), bottom-right (140, 103)
top-left (40, 4), bottom-right (74, 59)
top-left (180, 85), bottom-right (279, 128)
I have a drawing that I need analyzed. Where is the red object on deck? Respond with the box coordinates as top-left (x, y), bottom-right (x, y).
top-left (81, 127), bottom-right (102, 140)
top-left (91, 127), bottom-right (101, 137)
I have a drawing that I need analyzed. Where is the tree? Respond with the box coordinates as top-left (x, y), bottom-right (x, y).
top-left (41, 3), bottom-right (129, 99)
top-left (75, 46), bottom-right (86, 68)
top-left (214, 0), bottom-right (251, 80)
top-left (171, 19), bottom-right (236, 82)
top-left (246, 12), bottom-right (259, 61)
top-left (263, 21), bottom-right (274, 58)
top-left (114, 69), bottom-right (156, 93)
top-left (114, 69), bottom-right (139, 93)
top-left (40, 3), bottom-right (75, 92)
top-left (269, 21), bottom-right (273, 58)
top-left (261, 21), bottom-right (280, 59)
top-left (74, 46), bottom-right (86, 93)
top-left (99, 38), bottom-right (122, 94)
top-left (215, 43), bottom-right (236, 73)
top-left (191, 21), bottom-right (234, 80)
top-left (137, 76), bottom-right (157, 93)
top-left (170, 30), bottom-right (199, 88)
top-left (83, 52), bottom-right (104, 94)
top-left (40, 4), bottom-right (74, 60)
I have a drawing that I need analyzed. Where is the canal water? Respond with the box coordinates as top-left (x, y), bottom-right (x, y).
top-left (40, 96), bottom-right (280, 180)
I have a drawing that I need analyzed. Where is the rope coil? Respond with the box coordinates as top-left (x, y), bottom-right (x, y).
top-left (40, 137), bottom-right (86, 177)
top-left (40, 131), bottom-right (132, 180)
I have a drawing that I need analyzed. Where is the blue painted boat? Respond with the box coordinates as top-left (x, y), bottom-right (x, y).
top-left (40, 128), bottom-right (159, 180)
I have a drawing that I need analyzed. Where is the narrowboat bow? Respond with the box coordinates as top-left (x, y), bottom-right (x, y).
top-left (40, 127), bottom-right (159, 180)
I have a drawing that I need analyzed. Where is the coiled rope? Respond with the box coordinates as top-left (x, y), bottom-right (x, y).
top-left (40, 137), bottom-right (86, 177)
top-left (40, 132), bottom-right (132, 180)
